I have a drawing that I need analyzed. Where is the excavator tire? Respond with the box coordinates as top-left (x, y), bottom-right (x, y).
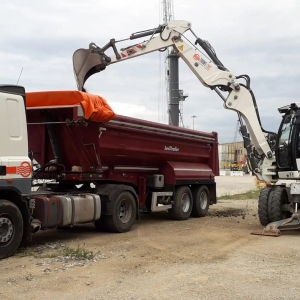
top-left (268, 186), bottom-right (289, 222)
top-left (258, 187), bottom-right (272, 226)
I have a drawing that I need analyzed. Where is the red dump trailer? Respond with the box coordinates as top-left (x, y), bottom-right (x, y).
top-left (26, 91), bottom-right (219, 230)
top-left (0, 87), bottom-right (219, 258)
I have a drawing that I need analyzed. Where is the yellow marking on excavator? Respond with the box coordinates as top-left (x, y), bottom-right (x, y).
top-left (178, 45), bottom-right (184, 51)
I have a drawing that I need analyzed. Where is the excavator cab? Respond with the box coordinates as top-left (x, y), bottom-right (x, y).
top-left (251, 103), bottom-right (300, 236)
top-left (276, 103), bottom-right (300, 173)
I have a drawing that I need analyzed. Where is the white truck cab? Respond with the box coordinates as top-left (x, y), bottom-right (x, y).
top-left (0, 85), bottom-right (32, 194)
top-left (0, 85), bottom-right (32, 259)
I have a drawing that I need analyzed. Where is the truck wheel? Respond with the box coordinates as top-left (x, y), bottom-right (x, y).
top-left (191, 185), bottom-right (210, 217)
top-left (104, 192), bottom-right (137, 233)
top-left (268, 187), bottom-right (290, 222)
top-left (0, 200), bottom-right (23, 259)
top-left (169, 186), bottom-right (193, 220)
top-left (258, 187), bottom-right (272, 226)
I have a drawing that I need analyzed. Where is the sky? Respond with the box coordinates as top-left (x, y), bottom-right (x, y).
top-left (1, 0), bottom-right (300, 143)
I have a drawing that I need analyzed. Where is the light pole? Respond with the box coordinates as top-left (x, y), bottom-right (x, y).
top-left (191, 115), bottom-right (197, 130)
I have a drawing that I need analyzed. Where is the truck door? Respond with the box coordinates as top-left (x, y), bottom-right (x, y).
top-left (0, 85), bottom-right (31, 194)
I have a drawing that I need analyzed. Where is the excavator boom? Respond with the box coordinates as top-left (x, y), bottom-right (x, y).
top-left (72, 19), bottom-right (300, 237)
top-left (73, 21), bottom-right (190, 91)
top-left (72, 19), bottom-right (276, 183)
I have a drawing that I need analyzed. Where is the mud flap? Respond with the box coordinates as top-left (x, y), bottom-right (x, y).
top-left (251, 213), bottom-right (300, 237)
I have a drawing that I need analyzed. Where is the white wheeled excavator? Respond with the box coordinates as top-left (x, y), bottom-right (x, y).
top-left (72, 20), bottom-right (300, 236)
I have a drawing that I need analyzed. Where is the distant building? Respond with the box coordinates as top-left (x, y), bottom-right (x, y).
top-left (218, 141), bottom-right (247, 170)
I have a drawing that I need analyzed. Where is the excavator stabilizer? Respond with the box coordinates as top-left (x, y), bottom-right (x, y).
top-left (72, 48), bottom-right (104, 91)
top-left (251, 213), bottom-right (300, 237)
top-left (251, 229), bottom-right (281, 237)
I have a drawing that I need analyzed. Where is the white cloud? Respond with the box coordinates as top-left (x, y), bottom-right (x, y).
top-left (1, 0), bottom-right (300, 144)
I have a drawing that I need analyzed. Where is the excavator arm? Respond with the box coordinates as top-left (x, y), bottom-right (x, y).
top-left (72, 20), bottom-right (276, 182)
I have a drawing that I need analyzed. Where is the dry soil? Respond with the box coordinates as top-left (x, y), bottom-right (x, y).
top-left (1, 176), bottom-right (299, 300)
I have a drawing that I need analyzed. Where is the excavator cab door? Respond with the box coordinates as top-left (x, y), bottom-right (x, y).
top-left (276, 108), bottom-right (300, 172)
top-left (292, 110), bottom-right (300, 170)
top-left (276, 113), bottom-right (294, 170)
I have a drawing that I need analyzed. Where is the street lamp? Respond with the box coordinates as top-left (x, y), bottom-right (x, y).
top-left (191, 115), bottom-right (197, 130)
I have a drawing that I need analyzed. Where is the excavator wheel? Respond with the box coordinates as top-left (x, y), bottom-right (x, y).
top-left (258, 187), bottom-right (272, 226)
top-left (268, 186), bottom-right (290, 222)
top-left (253, 186), bottom-right (293, 237)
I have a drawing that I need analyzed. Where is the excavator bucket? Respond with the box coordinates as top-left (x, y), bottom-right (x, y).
top-left (251, 213), bottom-right (300, 237)
top-left (72, 48), bottom-right (104, 91)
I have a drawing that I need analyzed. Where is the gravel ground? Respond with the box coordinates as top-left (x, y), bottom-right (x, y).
top-left (215, 174), bottom-right (256, 196)
top-left (1, 194), bottom-right (300, 300)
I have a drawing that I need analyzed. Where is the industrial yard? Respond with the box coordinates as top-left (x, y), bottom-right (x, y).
top-left (1, 175), bottom-right (300, 300)
top-left (1, 1), bottom-right (300, 300)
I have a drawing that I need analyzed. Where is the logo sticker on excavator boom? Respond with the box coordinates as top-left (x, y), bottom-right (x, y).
top-left (178, 45), bottom-right (184, 51)
top-left (193, 54), bottom-right (200, 61)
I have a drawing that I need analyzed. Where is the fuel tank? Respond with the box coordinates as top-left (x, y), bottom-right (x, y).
top-left (32, 193), bottom-right (101, 228)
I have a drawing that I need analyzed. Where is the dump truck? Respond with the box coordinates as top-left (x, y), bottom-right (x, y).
top-left (0, 87), bottom-right (218, 259)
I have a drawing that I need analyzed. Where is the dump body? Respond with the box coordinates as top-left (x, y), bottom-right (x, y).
top-left (26, 91), bottom-right (219, 208)
top-left (26, 107), bottom-right (219, 187)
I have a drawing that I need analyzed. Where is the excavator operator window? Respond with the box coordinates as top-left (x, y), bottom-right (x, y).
top-left (277, 113), bottom-right (294, 169)
top-left (292, 110), bottom-right (300, 167)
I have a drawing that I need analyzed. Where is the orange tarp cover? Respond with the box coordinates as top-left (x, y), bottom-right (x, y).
top-left (26, 90), bottom-right (116, 123)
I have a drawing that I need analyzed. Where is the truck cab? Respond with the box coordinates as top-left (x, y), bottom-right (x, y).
top-left (0, 85), bottom-right (32, 259)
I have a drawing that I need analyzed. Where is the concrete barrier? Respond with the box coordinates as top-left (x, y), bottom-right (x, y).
top-left (230, 171), bottom-right (244, 176)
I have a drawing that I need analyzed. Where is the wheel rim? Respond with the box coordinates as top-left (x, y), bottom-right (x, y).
top-left (118, 199), bottom-right (133, 224)
top-left (0, 215), bottom-right (14, 245)
top-left (200, 191), bottom-right (208, 210)
top-left (181, 193), bottom-right (191, 213)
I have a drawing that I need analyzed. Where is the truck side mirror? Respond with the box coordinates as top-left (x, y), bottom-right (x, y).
top-left (28, 151), bottom-right (33, 161)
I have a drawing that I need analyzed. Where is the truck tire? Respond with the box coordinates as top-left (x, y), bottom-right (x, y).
top-left (191, 185), bottom-right (210, 218)
top-left (258, 187), bottom-right (272, 226)
top-left (268, 187), bottom-right (289, 223)
top-left (104, 191), bottom-right (137, 233)
top-left (0, 200), bottom-right (23, 259)
top-left (169, 186), bottom-right (193, 220)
